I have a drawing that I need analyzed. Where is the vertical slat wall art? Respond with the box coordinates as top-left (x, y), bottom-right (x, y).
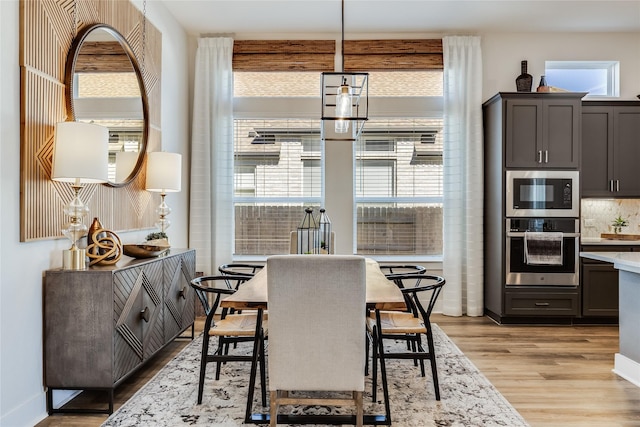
top-left (19, 0), bottom-right (162, 241)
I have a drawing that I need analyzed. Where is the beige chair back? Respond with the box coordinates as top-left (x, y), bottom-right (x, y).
top-left (266, 254), bottom-right (366, 392)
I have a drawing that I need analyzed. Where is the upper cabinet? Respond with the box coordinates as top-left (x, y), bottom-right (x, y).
top-left (582, 101), bottom-right (640, 197)
top-left (503, 93), bottom-right (585, 169)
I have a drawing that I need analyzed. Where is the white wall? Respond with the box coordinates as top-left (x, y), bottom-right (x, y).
top-left (480, 31), bottom-right (640, 101)
top-left (0, 1), bottom-right (191, 425)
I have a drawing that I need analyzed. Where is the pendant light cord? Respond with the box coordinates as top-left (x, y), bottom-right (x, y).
top-left (341, 0), bottom-right (345, 72)
top-left (142, 0), bottom-right (147, 75)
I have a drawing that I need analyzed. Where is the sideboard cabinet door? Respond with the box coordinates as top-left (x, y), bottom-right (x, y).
top-left (163, 249), bottom-right (197, 341)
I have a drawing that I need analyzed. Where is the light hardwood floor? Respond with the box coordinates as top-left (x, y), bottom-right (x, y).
top-left (36, 315), bottom-right (640, 427)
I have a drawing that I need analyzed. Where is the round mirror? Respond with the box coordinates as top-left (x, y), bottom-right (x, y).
top-left (65, 24), bottom-right (149, 187)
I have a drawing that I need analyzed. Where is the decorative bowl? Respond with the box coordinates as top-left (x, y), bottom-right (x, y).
top-left (123, 244), bottom-right (170, 258)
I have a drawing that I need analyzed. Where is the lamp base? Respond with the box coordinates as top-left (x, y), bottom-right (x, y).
top-left (62, 248), bottom-right (86, 270)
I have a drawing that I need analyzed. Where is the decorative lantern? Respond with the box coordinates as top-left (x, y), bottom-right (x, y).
top-left (297, 207), bottom-right (320, 254)
top-left (318, 208), bottom-right (332, 254)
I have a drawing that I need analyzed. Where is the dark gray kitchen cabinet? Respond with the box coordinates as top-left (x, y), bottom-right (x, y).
top-left (504, 288), bottom-right (579, 317)
top-left (44, 249), bottom-right (196, 414)
top-left (582, 102), bottom-right (640, 197)
top-left (504, 92), bottom-right (585, 168)
top-left (580, 244), bottom-right (632, 318)
top-left (483, 92), bottom-right (586, 324)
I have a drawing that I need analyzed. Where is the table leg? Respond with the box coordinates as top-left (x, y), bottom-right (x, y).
top-left (375, 308), bottom-right (392, 424)
top-left (244, 308), bottom-right (264, 423)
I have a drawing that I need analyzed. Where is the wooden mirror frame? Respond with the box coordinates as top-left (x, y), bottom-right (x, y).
top-left (64, 23), bottom-right (149, 188)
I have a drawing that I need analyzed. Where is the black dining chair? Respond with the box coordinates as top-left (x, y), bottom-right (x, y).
top-left (218, 263), bottom-right (264, 290)
top-left (379, 264), bottom-right (427, 279)
top-left (366, 273), bottom-right (446, 402)
top-left (190, 275), bottom-right (268, 407)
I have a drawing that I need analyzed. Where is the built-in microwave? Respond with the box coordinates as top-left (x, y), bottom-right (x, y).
top-left (506, 170), bottom-right (579, 218)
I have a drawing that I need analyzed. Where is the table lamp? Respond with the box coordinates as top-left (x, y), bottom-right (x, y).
top-left (52, 121), bottom-right (109, 270)
top-left (145, 151), bottom-right (182, 236)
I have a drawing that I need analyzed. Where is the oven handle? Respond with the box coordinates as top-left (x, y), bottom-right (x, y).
top-left (506, 232), bottom-right (580, 238)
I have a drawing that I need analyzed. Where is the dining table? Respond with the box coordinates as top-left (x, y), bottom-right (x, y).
top-left (220, 257), bottom-right (407, 425)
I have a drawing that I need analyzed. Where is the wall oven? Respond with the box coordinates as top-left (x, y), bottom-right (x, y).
top-left (506, 218), bottom-right (580, 287)
top-left (506, 170), bottom-right (579, 217)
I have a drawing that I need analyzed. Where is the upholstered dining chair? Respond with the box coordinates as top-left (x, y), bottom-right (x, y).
top-left (366, 273), bottom-right (445, 402)
top-left (266, 255), bottom-right (367, 427)
top-left (190, 275), bottom-right (268, 407)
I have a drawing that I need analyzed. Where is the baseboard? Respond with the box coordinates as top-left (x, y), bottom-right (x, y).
top-left (0, 388), bottom-right (78, 427)
top-left (614, 353), bottom-right (640, 387)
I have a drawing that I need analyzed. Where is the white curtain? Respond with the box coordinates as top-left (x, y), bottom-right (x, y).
top-left (189, 37), bottom-right (234, 275)
top-left (442, 36), bottom-right (484, 316)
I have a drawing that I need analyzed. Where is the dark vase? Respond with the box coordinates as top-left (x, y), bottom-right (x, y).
top-left (515, 60), bottom-right (533, 92)
top-left (537, 75), bottom-right (548, 91)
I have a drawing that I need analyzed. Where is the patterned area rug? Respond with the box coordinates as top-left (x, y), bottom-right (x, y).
top-left (102, 324), bottom-right (529, 426)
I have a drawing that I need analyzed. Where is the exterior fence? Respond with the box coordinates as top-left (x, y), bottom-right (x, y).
top-left (234, 205), bottom-right (443, 256)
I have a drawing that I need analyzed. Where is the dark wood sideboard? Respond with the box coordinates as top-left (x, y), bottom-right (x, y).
top-left (44, 248), bottom-right (196, 414)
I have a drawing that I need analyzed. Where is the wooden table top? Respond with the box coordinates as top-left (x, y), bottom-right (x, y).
top-left (221, 257), bottom-right (407, 311)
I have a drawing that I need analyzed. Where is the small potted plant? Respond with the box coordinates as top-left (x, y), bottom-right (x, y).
top-left (611, 215), bottom-right (629, 234)
top-left (145, 231), bottom-right (170, 248)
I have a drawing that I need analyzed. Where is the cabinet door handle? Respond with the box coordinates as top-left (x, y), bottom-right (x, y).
top-left (178, 287), bottom-right (186, 300)
top-left (544, 150), bottom-right (549, 163)
top-left (140, 306), bottom-right (150, 322)
top-left (535, 302), bottom-right (550, 307)
top-left (616, 180), bottom-right (620, 192)
top-left (537, 150), bottom-right (543, 163)
top-left (610, 180), bottom-right (614, 192)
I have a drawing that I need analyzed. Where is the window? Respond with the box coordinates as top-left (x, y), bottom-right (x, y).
top-left (233, 119), bottom-right (322, 255)
top-left (545, 61), bottom-right (619, 97)
top-left (232, 40), bottom-right (443, 258)
top-left (355, 119), bottom-right (443, 256)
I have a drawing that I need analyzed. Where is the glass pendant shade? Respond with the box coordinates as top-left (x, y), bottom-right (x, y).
top-left (334, 81), bottom-right (352, 133)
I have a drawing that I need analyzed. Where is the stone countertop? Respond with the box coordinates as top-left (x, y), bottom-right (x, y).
top-left (581, 237), bottom-right (640, 246)
top-left (580, 251), bottom-right (640, 274)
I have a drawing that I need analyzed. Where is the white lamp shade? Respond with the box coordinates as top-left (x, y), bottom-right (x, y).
top-left (146, 151), bottom-right (182, 192)
top-left (52, 121), bottom-right (109, 183)
top-left (115, 151), bottom-right (139, 182)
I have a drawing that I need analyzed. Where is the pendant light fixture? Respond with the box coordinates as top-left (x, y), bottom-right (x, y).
top-left (321, 0), bottom-right (368, 142)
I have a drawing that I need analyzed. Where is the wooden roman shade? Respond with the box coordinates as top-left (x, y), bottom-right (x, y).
top-left (343, 39), bottom-right (443, 71)
top-left (74, 41), bottom-right (133, 73)
top-left (233, 40), bottom-right (335, 71)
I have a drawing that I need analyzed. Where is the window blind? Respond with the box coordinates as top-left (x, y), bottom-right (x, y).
top-left (344, 39), bottom-right (443, 71)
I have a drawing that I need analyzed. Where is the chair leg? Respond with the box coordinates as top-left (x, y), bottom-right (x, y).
top-left (425, 326), bottom-right (440, 400)
top-left (355, 390), bottom-right (363, 427)
top-left (371, 328), bottom-right (379, 402)
top-left (410, 335), bottom-right (419, 367)
top-left (269, 390), bottom-right (278, 427)
top-left (197, 333), bottom-right (210, 404)
top-left (364, 331), bottom-right (370, 376)
top-left (415, 336), bottom-right (426, 377)
top-left (215, 336), bottom-right (224, 380)
top-left (259, 333), bottom-right (267, 407)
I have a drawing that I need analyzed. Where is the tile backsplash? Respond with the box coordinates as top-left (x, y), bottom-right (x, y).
top-left (581, 199), bottom-right (640, 237)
